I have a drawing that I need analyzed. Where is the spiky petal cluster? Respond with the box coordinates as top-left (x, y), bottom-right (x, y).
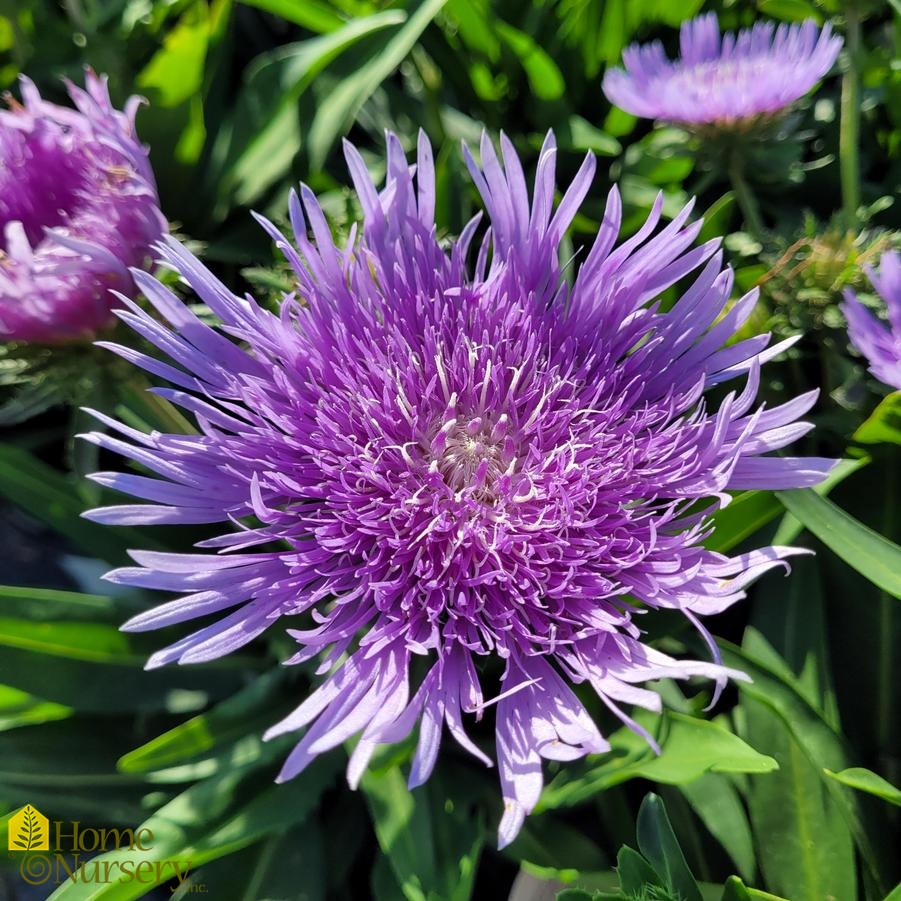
top-left (85, 132), bottom-right (833, 846)
top-left (0, 71), bottom-right (166, 343)
top-left (842, 251), bottom-right (901, 390)
top-left (602, 13), bottom-right (842, 129)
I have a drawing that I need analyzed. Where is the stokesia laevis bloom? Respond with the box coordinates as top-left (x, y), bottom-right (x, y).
top-left (842, 250), bottom-right (901, 390)
top-left (0, 70), bottom-right (166, 343)
top-left (84, 132), bottom-right (833, 846)
top-left (602, 13), bottom-right (842, 130)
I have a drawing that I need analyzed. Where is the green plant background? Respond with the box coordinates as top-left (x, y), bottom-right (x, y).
top-left (1, 1), bottom-right (901, 899)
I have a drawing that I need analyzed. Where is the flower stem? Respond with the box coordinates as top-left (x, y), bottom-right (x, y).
top-left (727, 149), bottom-right (765, 241)
top-left (840, 3), bottom-right (862, 230)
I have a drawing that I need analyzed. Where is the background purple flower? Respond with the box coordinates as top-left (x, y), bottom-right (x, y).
top-left (84, 132), bottom-right (833, 846)
top-left (842, 250), bottom-right (901, 390)
top-left (0, 70), bottom-right (166, 344)
top-left (602, 13), bottom-right (842, 128)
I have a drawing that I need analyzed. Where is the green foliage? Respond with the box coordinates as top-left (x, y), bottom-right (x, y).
top-left (3, 0), bottom-right (901, 899)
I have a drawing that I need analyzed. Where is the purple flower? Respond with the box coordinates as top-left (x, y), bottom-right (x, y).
top-left (84, 132), bottom-right (833, 846)
top-left (602, 13), bottom-right (842, 129)
top-left (842, 251), bottom-right (901, 390)
top-left (0, 70), bottom-right (166, 343)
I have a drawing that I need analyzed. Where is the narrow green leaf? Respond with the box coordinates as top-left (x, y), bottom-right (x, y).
top-left (0, 585), bottom-right (132, 623)
top-left (707, 491), bottom-right (782, 553)
top-left (362, 764), bottom-right (484, 901)
top-left (216, 12), bottom-right (406, 207)
top-left (722, 639), bottom-right (890, 897)
top-left (445, 0), bottom-right (500, 59)
top-left (771, 456), bottom-right (869, 546)
top-left (824, 768), bottom-right (901, 807)
top-left (0, 444), bottom-right (152, 563)
top-left (678, 774), bottom-right (756, 881)
top-left (775, 488), bottom-right (901, 598)
top-left (118, 669), bottom-right (295, 773)
top-left (0, 618), bottom-right (141, 663)
top-left (235, 0), bottom-right (347, 31)
top-left (636, 794), bottom-right (702, 901)
top-left (0, 684), bottom-right (72, 732)
top-left (306, 0), bottom-right (447, 170)
top-left (698, 192), bottom-right (736, 245)
top-left (47, 752), bottom-right (339, 900)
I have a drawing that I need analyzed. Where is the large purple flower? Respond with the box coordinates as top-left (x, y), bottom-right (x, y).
top-left (0, 71), bottom-right (166, 343)
top-left (842, 251), bottom-right (901, 390)
top-left (85, 133), bottom-right (832, 845)
top-left (602, 13), bottom-right (842, 129)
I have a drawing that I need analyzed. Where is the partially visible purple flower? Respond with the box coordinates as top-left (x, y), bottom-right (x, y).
top-left (602, 13), bottom-right (842, 129)
top-left (84, 132), bottom-right (833, 846)
top-left (842, 250), bottom-right (901, 390)
top-left (0, 70), bottom-right (166, 343)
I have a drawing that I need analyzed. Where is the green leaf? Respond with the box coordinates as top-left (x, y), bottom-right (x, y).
top-left (538, 711), bottom-right (776, 812)
top-left (775, 488), bottom-right (901, 599)
top-left (559, 116), bottom-right (621, 156)
top-left (616, 844), bottom-right (661, 894)
top-left (306, 0), bottom-right (448, 170)
top-left (677, 774), bottom-right (756, 881)
top-left (0, 684), bottom-right (72, 732)
top-left (636, 794), bottom-right (702, 901)
top-left (215, 11), bottom-right (406, 208)
top-left (118, 668), bottom-right (296, 774)
top-left (361, 764), bottom-right (484, 901)
top-left (445, 0), bottom-right (500, 59)
top-left (0, 585), bottom-right (133, 624)
top-left (771, 456), bottom-right (869, 546)
top-left (722, 639), bottom-right (890, 897)
top-left (824, 768), bottom-right (901, 807)
top-left (853, 391), bottom-right (901, 445)
top-left (495, 21), bottom-right (565, 101)
top-left (707, 491), bottom-right (782, 553)
top-left (0, 617), bottom-right (140, 663)
top-left (235, 0), bottom-right (347, 31)
top-left (0, 607), bottom-right (247, 714)
top-left (757, 0), bottom-right (823, 23)
top-left (136, 2), bottom-right (214, 165)
top-left (47, 751), bottom-right (339, 900)
top-left (698, 192), bottom-right (736, 245)
top-left (0, 443), bottom-right (154, 564)
top-left (508, 815), bottom-right (610, 878)
top-left (625, 713), bottom-right (778, 783)
top-left (719, 457), bottom-right (866, 552)
top-left (182, 821), bottom-right (325, 901)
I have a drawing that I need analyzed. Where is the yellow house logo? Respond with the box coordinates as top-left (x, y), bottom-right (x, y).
top-left (8, 805), bottom-right (49, 852)
top-left (5, 803), bottom-right (204, 891)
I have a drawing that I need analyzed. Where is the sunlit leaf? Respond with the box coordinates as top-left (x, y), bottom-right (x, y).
top-left (853, 391), bottom-right (901, 446)
top-left (306, 0), bottom-right (448, 170)
top-left (824, 768), bottom-right (901, 807)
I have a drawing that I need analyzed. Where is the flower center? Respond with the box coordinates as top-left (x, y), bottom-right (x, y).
top-left (427, 397), bottom-right (514, 497)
